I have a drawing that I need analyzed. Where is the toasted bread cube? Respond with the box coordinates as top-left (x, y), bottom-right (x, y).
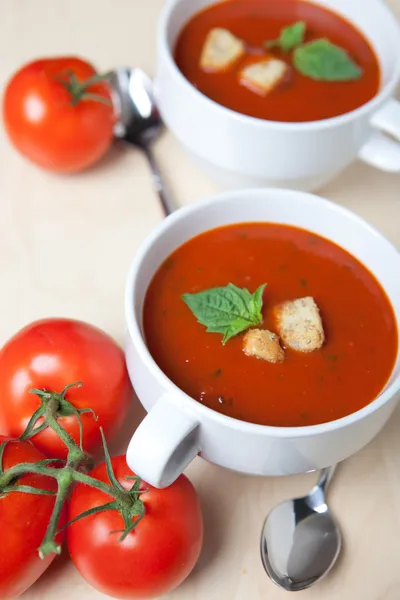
top-left (274, 297), bottom-right (325, 353)
top-left (200, 28), bottom-right (245, 72)
top-left (243, 329), bottom-right (285, 363)
top-left (240, 58), bottom-right (288, 96)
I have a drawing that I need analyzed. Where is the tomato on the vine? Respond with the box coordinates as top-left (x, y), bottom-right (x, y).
top-left (67, 456), bottom-right (203, 599)
top-left (3, 57), bottom-right (115, 173)
top-left (0, 436), bottom-right (64, 598)
top-left (0, 318), bottom-right (132, 459)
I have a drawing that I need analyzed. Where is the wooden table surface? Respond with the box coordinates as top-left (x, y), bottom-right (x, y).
top-left (1, 1), bottom-right (400, 598)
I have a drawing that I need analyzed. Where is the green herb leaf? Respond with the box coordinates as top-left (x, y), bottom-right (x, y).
top-left (182, 283), bottom-right (266, 344)
top-left (266, 21), bottom-right (306, 52)
top-left (293, 38), bottom-right (362, 81)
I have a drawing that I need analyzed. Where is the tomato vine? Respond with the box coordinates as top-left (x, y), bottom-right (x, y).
top-left (0, 383), bottom-right (146, 559)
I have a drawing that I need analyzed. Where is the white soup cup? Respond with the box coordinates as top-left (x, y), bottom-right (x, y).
top-left (155, 0), bottom-right (400, 191)
top-left (125, 188), bottom-right (400, 488)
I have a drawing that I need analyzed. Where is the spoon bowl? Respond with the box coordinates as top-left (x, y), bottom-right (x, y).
top-left (110, 67), bottom-right (174, 215)
top-left (111, 68), bottom-right (162, 146)
top-left (260, 466), bottom-right (341, 591)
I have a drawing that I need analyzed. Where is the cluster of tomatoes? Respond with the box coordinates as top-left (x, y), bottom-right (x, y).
top-left (0, 319), bottom-right (203, 599)
top-left (1, 57), bottom-right (203, 598)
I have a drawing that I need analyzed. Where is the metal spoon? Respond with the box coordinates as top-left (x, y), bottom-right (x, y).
top-left (260, 465), bottom-right (341, 591)
top-left (110, 67), bottom-right (175, 216)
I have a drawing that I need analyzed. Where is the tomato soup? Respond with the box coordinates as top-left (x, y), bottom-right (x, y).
top-left (143, 224), bottom-right (397, 427)
top-left (174, 0), bottom-right (380, 122)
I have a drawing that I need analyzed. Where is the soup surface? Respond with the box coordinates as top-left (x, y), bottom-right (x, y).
top-left (174, 0), bottom-right (380, 122)
top-left (144, 223), bottom-right (397, 427)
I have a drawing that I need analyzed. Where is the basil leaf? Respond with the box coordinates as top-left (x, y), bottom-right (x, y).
top-left (250, 284), bottom-right (265, 321)
top-left (266, 21), bottom-right (306, 52)
top-left (293, 38), bottom-right (362, 81)
top-left (182, 283), bottom-right (266, 345)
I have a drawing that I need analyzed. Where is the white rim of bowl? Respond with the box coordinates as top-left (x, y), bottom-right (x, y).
top-left (125, 188), bottom-right (400, 439)
top-left (157, 0), bottom-right (400, 132)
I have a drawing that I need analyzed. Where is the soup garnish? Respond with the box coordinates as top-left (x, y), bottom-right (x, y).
top-left (293, 38), bottom-right (362, 81)
top-left (202, 21), bottom-right (362, 87)
top-left (274, 296), bottom-right (325, 352)
top-left (182, 282), bottom-right (326, 361)
top-left (182, 282), bottom-right (266, 344)
top-left (240, 58), bottom-right (288, 97)
top-left (243, 328), bottom-right (284, 363)
top-left (200, 28), bottom-right (245, 72)
top-left (266, 20), bottom-right (306, 52)
top-left (174, 0), bottom-right (380, 122)
top-left (144, 223), bottom-right (397, 428)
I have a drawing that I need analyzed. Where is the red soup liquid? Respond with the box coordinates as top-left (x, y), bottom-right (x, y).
top-left (174, 0), bottom-right (380, 122)
top-left (143, 224), bottom-right (397, 427)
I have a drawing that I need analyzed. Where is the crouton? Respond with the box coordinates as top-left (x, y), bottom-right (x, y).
top-left (243, 329), bottom-right (285, 363)
top-left (200, 28), bottom-right (245, 72)
top-left (274, 297), bottom-right (325, 353)
top-left (240, 58), bottom-right (288, 96)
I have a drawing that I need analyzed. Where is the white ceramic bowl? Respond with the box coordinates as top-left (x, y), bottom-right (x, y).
top-left (155, 0), bottom-right (400, 191)
top-left (125, 188), bottom-right (400, 488)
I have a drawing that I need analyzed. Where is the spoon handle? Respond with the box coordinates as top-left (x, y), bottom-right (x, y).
top-left (142, 143), bottom-right (175, 216)
top-left (317, 464), bottom-right (337, 494)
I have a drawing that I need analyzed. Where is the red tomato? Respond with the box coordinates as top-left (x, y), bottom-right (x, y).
top-left (67, 457), bottom-right (203, 599)
top-left (0, 436), bottom-right (64, 598)
top-left (3, 57), bottom-right (115, 173)
top-left (0, 318), bottom-right (132, 459)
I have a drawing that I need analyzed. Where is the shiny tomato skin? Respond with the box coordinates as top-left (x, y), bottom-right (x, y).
top-left (3, 57), bottom-right (115, 173)
top-left (67, 457), bottom-right (203, 599)
top-left (0, 318), bottom-right (132, 459)
top-left (0, 436), bottom-right (64, 598)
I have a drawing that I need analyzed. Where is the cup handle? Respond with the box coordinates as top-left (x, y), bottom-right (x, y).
top-left (126, 393), bottom-right (200, 488)
top-left (358, 99), bottom-right (400, 172)
top-left (370, 98), bottom-right (400, 139)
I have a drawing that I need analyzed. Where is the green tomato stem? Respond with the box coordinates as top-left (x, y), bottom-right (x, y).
top-left (56, 70), bottom-right (113, 107)
top-left (44, 404), bottom-right (87, 468)
top-left (0, 457), bottom-right (141, 559)
top-left (0, 462), bottom-right (57, 489)
top-left (72, 470), bottom-right (129, 503)
top-left (39, 469), bottom-right (73, 558)
top-left (0, 462), bottom-right (124, 503)
top-left (0, 383), bottom-right (145, 560)
top-left (0, 455), bottom-right (145, 559)
top-left (26, 385), bottom-right (94, 470)
top-left (46, 399), bottom-right (79, 446)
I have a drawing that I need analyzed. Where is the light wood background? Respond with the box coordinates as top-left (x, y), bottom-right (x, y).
top-left (1, 1), bottom-right (400, 598)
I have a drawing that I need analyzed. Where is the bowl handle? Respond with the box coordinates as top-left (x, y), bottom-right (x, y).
top-left (359, 99), bottom-right (400, 171)
top-left (126, 393), bottom-right (200, 488)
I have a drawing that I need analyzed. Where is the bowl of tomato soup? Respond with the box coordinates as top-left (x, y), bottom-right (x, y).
top-left (155, 0), bottom-right (400, 191)
top-left (125, 188), bottom-right (400, 488)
